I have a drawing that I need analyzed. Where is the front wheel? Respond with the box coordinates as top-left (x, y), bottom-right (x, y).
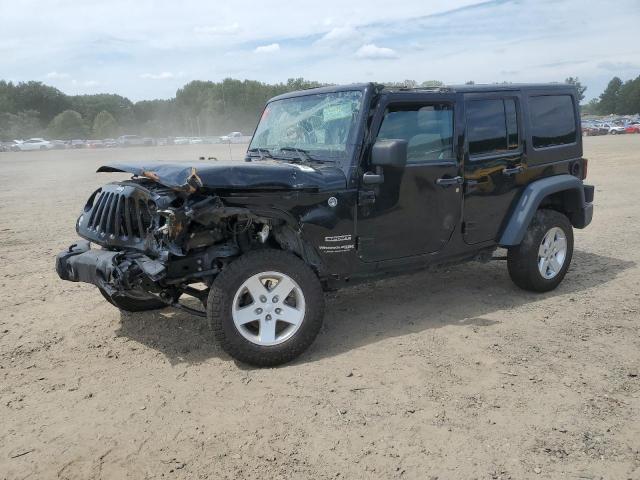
top-left (507, 209), bottom-right (574, 292)
top-left (207, 249), bottom-right (325, 367)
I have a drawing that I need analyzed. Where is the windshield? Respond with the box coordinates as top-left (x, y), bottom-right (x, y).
top-left (249, 90), bottom-right (363, 162)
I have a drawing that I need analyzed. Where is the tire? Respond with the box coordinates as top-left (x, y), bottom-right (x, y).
top-left (207, 249), bottom-right (325, 367)
top-left (99, 288), bottom-right (168, 312)
top-left (507, 209), bottom-right (574, 292)
top-left (610, 130), bottom-right (617, 135)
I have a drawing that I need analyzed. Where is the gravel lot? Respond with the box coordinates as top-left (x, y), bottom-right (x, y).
top-left (1, 136), bottom-right (639, 479)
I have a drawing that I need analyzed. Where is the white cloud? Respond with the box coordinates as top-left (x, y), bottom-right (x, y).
top-left (140, 72), bottom-right (175, 80)
top-left (2, 0), bottom-right (638, 101)
top-left (314, 26), bottom-right (360, 46)
top-left (194, 23), bottom-right (240, 35)
top-left (45, 71), bottom-right (70, 79)
top-left (355, 44), bottom-right (398, 60)
top-left (254, 43), bottom-right (280, 54)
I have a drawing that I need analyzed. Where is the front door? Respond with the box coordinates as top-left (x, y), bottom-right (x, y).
top-left (356, 94), bottom-right (462, 262)
top-left (462, 93), bottom-right (524, 244)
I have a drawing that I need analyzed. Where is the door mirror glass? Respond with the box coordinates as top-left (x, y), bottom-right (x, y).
top-left (371, 139), bottom-right (408, 167)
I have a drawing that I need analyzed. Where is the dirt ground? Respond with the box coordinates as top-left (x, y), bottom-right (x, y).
top-left (1, 136), bottom-right (639, 480)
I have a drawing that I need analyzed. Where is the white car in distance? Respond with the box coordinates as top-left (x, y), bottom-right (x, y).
top-left (12, 138), bottom-right (53, 151)
top-left (220, 131), bottom-right (244, 143)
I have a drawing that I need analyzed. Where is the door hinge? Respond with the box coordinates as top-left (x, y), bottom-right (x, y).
top-left (358, 190), bottom-right (376, 205)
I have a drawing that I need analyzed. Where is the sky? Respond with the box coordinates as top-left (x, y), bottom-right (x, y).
top-left (1, 0), bottom-right (639, 102)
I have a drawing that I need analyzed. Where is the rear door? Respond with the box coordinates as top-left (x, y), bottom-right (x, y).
top-left (462, 93), bottom-right (524, 244)
top-left (356, 93), bottom-right (462, 262)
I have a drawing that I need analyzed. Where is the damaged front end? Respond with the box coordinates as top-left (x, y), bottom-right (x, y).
top-left (56, 174), bottom-right (284, 316)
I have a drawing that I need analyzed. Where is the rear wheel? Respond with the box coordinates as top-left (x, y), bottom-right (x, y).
top-left (207, 249), bottom-right (324, 367)
top-left (507, 209), bottom-right (574, 292)
top-left (99, 288), bottom-right (168, 312)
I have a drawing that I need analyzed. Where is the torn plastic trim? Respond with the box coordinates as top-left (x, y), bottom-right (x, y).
top-left (99, 164), bottom-right (203, 193)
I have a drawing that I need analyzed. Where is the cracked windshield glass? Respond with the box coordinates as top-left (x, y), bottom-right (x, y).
top-left (249, 90), bottom-right (363, 162)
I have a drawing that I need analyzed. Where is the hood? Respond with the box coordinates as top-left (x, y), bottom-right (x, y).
top-left (97, 160), bottom-right (347, 193)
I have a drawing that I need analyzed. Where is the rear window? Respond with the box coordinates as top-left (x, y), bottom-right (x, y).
top-left (466, 98), bottom-right (520, 157)
top-left (529, 95), bottom-right (577, 148)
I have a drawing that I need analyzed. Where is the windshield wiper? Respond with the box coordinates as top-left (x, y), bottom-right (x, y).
top-left (246, 147), bottom-right (273, 161)
top-left (276, 147), bottom-right (333, 164)
top-left (277, 146), bottom-right (312, 161)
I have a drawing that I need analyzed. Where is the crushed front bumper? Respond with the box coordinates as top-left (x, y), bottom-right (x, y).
top-left (56, 240), bottom-right (120, 294)
top-left (56, 240), bottom-right (167, 295)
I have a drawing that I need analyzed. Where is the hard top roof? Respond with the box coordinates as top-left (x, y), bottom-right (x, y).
top-left (268, 82), bottom-right (575, 103)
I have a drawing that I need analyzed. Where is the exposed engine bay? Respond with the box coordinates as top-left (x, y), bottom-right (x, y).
top-left (56, 177), bottom-right (309, 316)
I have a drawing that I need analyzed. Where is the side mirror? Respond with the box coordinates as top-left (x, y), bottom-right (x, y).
top-left (371, 139), bottom-right (408, 168)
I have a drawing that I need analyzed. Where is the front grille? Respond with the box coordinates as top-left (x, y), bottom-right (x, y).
top-left (86, 191), bottom-right (152, 239)
top-left (77, 181), bottom-right (176, 251)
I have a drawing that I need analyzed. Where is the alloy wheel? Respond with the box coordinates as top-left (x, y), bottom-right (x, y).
top-left (231, 271), bottom-right (305, 346)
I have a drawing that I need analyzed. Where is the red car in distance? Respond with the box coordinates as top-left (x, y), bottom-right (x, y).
top-left (625, 122), bottom-right (640, 134)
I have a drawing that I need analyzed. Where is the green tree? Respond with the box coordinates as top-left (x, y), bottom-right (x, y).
top-left (565, 77), bottom-right (587, 102)
top-left (616, 76), bottom-right (640, 115)
top-left (581, 98), bottom-right (600, 115)
top-left (92, 110), bottom-right (118, 138)
top-left (48, 110), bottom-right (88, 139)
top-left (12, 81), bottom-right (70, 122)
top-left (0, 110), bottom-right (42, 141)
top-left (598, 77), bottom-right (623, 114)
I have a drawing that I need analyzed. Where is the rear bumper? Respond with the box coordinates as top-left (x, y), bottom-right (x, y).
top-left (571, 184), bottom-right (594, 229)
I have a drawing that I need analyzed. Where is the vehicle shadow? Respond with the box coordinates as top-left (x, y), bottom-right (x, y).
top-left (114, 250), bottom-right (634, 367)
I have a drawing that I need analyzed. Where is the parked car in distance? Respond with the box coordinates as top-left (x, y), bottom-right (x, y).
top-left (56, 82), bottom-right (594, 366)
top-left (582, 122), bottom-right (607, 136)
top-left (117, 135), bottom-right (146, 147)
top-left (624, 122), bottom-right (640, 134)
top-left (103, 138), bottom-right (118, 148)
top-left (87, 140), bottom-right (105, 148)
top-left (173, 137), bottom-right (191, 145)
top-left (220, 131), bottom-right (243, 143)
top-left (71, 139), bottom-right (86, 149)
top-left (598, 122), bottom-right (626, 135)
top-left (12, 138), bottom-right (52, 151)
top-left (49, 140), bottom-right (67, 149)
top-left (189, 137), bottom-right (204, 144)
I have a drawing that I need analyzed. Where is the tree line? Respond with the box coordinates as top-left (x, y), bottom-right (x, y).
top-left (0, 78), bottom-right (323, 141)
top-left (582, 75), bottom-right (640, 115)
top-left (1, 75), bottom-right (636, 141)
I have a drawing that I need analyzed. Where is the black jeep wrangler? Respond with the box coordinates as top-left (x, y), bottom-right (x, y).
top-left (56, 83), bottom-right (594, 366)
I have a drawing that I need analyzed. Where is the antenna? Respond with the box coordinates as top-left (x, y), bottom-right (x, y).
top-left (228, 140), bottom-right (233, 161)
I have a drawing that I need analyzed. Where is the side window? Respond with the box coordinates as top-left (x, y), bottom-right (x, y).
top-left (529, 95), bottom-right (577, 148)
top-left (466, 98), bottom-right (520, 157)
top-left (505, 99), bottom-right (518, 149)
top-left (377, 103), bottom-right (454, 163)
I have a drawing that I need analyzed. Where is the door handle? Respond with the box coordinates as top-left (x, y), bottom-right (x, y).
top-left (502, 165), bottom-right (524, 176)
top-left (436, 176), bottom-right (463, 186)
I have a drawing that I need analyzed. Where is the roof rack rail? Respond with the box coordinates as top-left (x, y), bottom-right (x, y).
top-left (381, 85), bottom-right (454, 93)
